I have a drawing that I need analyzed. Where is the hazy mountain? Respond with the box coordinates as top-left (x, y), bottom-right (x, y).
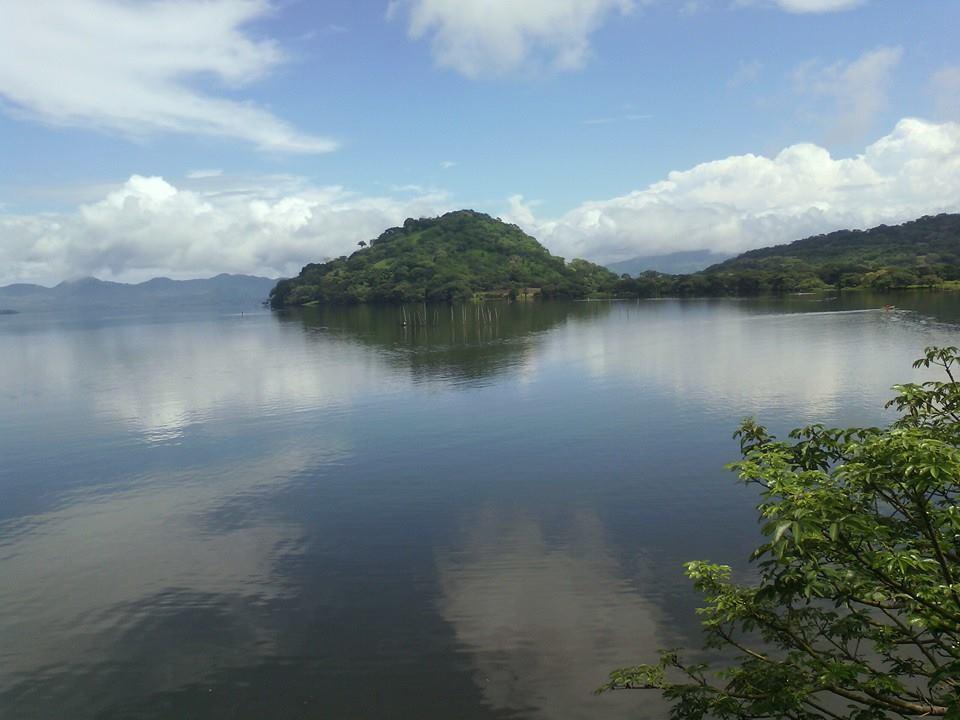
top-left (0, 274), bottom-right (276, 312)
top-left (605, 250), bottom-right (734, 276)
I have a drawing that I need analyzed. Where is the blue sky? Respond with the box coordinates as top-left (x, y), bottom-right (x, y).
top-left (0, 0), bottom-right (958, 284)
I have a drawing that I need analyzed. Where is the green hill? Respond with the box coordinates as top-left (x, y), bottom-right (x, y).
top-left (270, 210), bottom-right (616, 307)
top-left (271, 212), bottom-right (960, 307)
top-left (610, 213), bottom-right (960, 297)
top-left (710, 213), bottom-right (960, 288)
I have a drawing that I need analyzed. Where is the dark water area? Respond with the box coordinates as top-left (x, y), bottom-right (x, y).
top-left (2, 292), bottom-right (960, 719)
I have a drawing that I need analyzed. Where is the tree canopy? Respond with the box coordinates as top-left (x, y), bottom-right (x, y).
top-left (599, 346), bottom-right (960, 718)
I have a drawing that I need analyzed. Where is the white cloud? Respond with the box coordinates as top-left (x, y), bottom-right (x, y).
top-left (738, 0), bottom-right (866, 11)
top-left (507, 118), bottom-right (960, 264)
top-left (4, 119), bottom-right (959, 285)
top-left (388, 0), bottom-right (634, 77)
top-left (187, 169), bottom-right (225, 180)
top-left (931, 66), bottom-right (960, 120)
top-left (0, 0), bottom-right (334, 153)
top-left (774, 0), bottom-right (865, 10)
top-left (0, 175), bottom-right (451, 285)
top-left (440, 160), bottom-right (458, 169)
top-left (793, 46), bottom-right (902, 143)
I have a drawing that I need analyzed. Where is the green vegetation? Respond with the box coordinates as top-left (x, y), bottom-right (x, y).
top-left (272, 212), bottom-right (960, 306)
top-left (610, 214), bottom-right (960, 298)
top-left (600, 346), bottom-right (960, 718)
top-left (269, 210), bottom-right (617, 307)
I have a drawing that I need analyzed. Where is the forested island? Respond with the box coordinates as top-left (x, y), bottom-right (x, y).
top-left (270, 210), bottom-right (615, 307)
top-left (271, 211), bottom-right (960, 307)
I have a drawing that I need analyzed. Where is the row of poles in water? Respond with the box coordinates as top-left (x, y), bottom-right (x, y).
top-left (400, 303), bottom-right (501, 328)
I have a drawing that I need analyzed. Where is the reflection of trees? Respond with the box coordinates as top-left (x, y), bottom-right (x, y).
top-left (276, 301), bottom-right (612, 384)
top-left (438, 507), bottom-right (669, 720)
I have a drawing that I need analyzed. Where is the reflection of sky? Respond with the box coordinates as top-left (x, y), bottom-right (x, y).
top-left (1, 301), bottom-right (958, 718)
top-left (0, 304), bottom-right (936, 484)
top-left (538, 303), bottom-right (955, 426)
top-left (6, 304), bottom-right (944, 449)
top-left (439, 507), bottom-right (667, 720)
top-left (0, 314), bottom-right (410, 445)
top-left (0, 442), bottom-right (333, 686)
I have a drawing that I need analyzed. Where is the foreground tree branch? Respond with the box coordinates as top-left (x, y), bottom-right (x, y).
top-left (599, 346), bottom-right (960, 719)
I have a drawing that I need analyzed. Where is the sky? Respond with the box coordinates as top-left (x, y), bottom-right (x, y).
top-left (0, 0), bottom-right (958, 285)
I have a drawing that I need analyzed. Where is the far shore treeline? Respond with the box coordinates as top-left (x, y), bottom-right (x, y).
top-left (269, 211), bottom-right (960, 308)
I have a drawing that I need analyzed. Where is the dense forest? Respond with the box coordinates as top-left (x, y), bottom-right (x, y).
top-left (269, 210), bottom-right (616, 307)
top-left (271, 212), bottom-right (960, 307)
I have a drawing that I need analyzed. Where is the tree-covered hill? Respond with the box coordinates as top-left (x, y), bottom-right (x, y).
top-left (722, 213), bottom-right (960, 267)
top-left (271, 212), bottom-right (960, 307)
top-left (269, 210), bottom-right (617, 307)
top-left (611, 213), bottom-right (960, 297)
top-left (712, 213), bottom-right (960, 289)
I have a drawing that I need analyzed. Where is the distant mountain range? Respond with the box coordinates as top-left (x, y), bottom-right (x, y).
top-left (604, 250), bottom-right (734, 276)
top-left (0, 274), bottom-right (276, 312)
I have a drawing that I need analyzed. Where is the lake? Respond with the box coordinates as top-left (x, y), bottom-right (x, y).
top-left (2, 292), bottom-right (959, 719)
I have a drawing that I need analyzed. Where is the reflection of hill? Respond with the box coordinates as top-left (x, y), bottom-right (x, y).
top-left (277, 301), bottom-right (613, 384)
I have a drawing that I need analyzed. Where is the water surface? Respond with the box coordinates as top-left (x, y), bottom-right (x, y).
top-left (2, 293), bottom-right (959, 719)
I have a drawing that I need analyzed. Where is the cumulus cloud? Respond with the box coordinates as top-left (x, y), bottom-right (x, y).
top-left (0, 0), bottom-right (334, 152)
top-left (4, 119), bottom-right (958, 284)
top-left (0, 176), bottom-right (451, 285)
top-left (388, 0), bottom-right (635, 77)
top-left (793, 46), bottom-right (903, 143)
top-left (508, 118), bottom-right (960, 264)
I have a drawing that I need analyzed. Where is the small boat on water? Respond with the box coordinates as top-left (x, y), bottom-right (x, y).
top-left (883, 304), bottom-right (896, 311)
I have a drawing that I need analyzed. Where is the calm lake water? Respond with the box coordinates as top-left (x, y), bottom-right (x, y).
top-left (2, 293), bottom-right (960, 719)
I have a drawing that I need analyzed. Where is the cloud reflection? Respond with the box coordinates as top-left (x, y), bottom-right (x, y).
top-left (542, 301), bottom-right (947, 422)
top-left (0, 314), bottom-right (409, 444)
top-left (0, 443), bottom-right (332, 700)
top-left (438, 507), bottom-right (667, 719)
